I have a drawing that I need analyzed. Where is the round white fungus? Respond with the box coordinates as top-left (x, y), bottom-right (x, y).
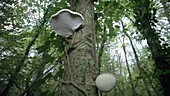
top-left (95, 73), bottom-right (116, 92)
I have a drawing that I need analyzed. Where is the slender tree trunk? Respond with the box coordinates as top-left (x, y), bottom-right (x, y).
top-left (58, 0), bottom-right (99, 96)
top-left (121, 38), bottom-right (137, 96)
top-left (128, 33), bottom-right (152, 96)
top-left (121, 21), bottom-right (152, 96)
top-left (117, 54), bottom-right (126, 96)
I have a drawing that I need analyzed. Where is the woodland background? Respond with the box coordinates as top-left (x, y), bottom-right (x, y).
top-left (0, 0), bottom-right (170, 96)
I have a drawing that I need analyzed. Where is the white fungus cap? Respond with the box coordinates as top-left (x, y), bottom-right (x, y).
top-left (95, 73), bottom-right (116, 92)
top-left (50, 9), bottom-right (84, 37)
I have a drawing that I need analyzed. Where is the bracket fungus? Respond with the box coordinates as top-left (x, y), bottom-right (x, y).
top-left (95, 73), bottom-right (116, 92)
top-left (50, 9), bottom-right (84, 37)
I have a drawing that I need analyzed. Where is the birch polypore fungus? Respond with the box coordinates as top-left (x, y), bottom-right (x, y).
top-left (50, 9), bottom-right (84, 37)
top-left (95, 73), bottom-right (116, 92)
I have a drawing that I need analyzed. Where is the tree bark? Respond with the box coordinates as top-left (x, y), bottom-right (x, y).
top-left (58, 0), bottom-right (99, 96)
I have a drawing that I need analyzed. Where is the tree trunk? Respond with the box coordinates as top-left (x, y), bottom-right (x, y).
top-left (133, 0), bottom-right (170, 95)
top-left (121, 21), bottom-right (152, 96)
top-left (121, 38), bottom-right (137, 96)
top-left (58, 0), bottom-right (99, 96)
